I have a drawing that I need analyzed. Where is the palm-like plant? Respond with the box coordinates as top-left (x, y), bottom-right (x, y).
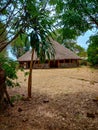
top-left (0, 0), bottom-right (55, 98)
top-left (11, 0), bottom-right (55, 98)
top-left (24, 1), bottom-right (55, 98)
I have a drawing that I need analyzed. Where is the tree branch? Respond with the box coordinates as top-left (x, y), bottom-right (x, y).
top-left (0, 31), bottom-right (21, 52)
top-left (0, 0), bottom-right (12, 13)
top-left (80, 3), bottom-right (98, 27)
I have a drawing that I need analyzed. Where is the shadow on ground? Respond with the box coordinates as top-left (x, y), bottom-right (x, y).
top-left (0, 91), bottom-right (98, 130)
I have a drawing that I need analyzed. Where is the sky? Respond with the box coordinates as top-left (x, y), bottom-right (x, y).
top-left (77, 30), bottom-right (96, 50)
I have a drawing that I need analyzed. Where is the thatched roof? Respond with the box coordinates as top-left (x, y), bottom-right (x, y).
top-left (18, 39), bottom-right (81, 62)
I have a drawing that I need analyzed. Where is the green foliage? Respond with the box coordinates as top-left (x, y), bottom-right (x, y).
top-left (22, 0), bottom-right (55, 62)
top-left (0, 22), bottom-right (7, 43)
top-left (51, 30), bottom-right (87, 57)
top-left (1, 0), bottom-right (98, 53)
top-left (71, 44), bottom-right (87, 57)
top-left (49, 0), bottom-right (98, 41)
top-left (0, 0), bottom-right (55, 60)
top-left (11, 34), bottom-right (30, 58)
top-left (64, 40), bottom-right (87, 57)
top-left (0, 22), bottom-right (8, 54)
top-left (79, 59), bottom-right (87, 66)
top-left (87, 34), bottom-right (98, 65)
top-left (0, 54), bottom-right (20, 88)
top-left (10, 94), bottom-right (22, 103)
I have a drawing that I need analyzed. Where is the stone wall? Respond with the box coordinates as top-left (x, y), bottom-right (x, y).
top-left (33, 63), bottom-right (49, 69)
top-left (58, 63), bottom-right (78, 68)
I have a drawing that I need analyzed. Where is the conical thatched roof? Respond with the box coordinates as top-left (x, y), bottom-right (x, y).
top-left (18, 39), bottom-right (81, 62)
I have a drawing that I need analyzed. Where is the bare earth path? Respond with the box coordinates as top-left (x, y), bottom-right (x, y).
top-left (0, 66), bottom-right (98, 130)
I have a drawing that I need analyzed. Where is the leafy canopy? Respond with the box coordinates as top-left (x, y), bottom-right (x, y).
top-left (49, 0), bottom-right (98, 43)
top-left (11, 34), bottom-right (30, 58)
top-left (0, 0), bottom-right (55, 61)
top-left (0, 54), bottom-right (19, 87)
top-left (87, 34), bottom-right (98, 65)
top-left (1, 0), bottom-right (98, 60)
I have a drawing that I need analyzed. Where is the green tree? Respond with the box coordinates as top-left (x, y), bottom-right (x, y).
top-left (23, 0), bottom-right (55, 98)
top-left (1, 0), bottom-right (98, 52)
top-left (0, 54), bottom-right (19, 108)
top-left (0, 0), bottom-right (55, 98)
top-left (11, 34), bottom-right (30, 59)
top-left (87, 34), bottom-right (98, 65)
top-left (0, 22), bottom-right (8, 56)
top-left (49, 0), bottom-right (98, 41)
top-left (2, 0), bottom-right (98, 98)
top-left (0, 55), bottom-right (19, 87)
top-left (0, 0), bottom-right (19, 51)
top-left (51, 29), bottom-right (87, 57)
top-left (63, 40), bottom-right (87, 57)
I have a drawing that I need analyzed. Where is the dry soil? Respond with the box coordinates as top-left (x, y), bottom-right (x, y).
top-left (0, 66), bottom-right (98, 130)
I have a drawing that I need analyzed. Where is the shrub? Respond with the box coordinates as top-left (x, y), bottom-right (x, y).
top-left (0, 55), bottom-right (20, 88)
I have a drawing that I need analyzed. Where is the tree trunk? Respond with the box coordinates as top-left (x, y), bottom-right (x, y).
top-left (28, 48), bottom-right (34, 98)
top-left (0, 67), bottom-right (13, 110)
top-left (0, 67), bottom-right (6, 109)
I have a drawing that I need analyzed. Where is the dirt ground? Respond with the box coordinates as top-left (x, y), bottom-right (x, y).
top-left (0, 66), bottom-right (98, 130)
